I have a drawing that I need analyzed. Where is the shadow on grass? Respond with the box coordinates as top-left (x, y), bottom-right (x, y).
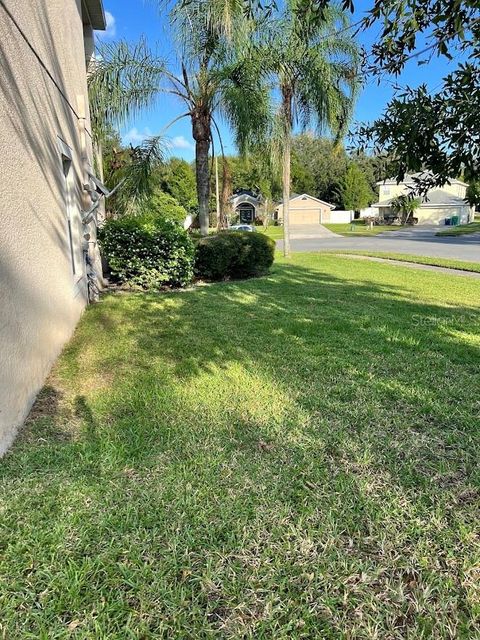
top-left (1, 260), bottom-right (479, 636)
top-left (4, 262), bottom-right (479, 485)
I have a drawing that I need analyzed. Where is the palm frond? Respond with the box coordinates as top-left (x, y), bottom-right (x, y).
top-left (169, 0), bottom-right (248, 63)
top-left (88, 39), bottom-right (165, 138)
top-left (215, 55), bottom-right (273, 153)
top-left (121, 135), bottom-right (168, 208)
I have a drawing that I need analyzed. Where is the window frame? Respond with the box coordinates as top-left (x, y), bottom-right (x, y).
top-left (57, 137), bottom-right (84, 288)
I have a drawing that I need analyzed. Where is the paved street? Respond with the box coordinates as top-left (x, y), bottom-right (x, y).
top-left (279, 226), bottom-right (480, 262)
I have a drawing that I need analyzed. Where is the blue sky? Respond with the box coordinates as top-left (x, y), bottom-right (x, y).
top-left (97, 1), bottom-right (460, 161)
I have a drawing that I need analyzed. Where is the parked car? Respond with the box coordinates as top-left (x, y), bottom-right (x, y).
top-left (228, 224), bottom-right (256, 232)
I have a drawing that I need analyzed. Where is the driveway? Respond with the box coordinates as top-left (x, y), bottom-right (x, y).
top-left (289, 224), bottom-right (339, 239)
top-left (278, 226), bottom-right (480, 262)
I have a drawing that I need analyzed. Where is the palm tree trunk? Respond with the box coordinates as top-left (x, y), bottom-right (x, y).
top-left (281, 87), bottom-right (293, 257)
top-left (219, 157), bottom-right (231, 231)
top-left (282, 135), bottom-right (291, 257)
top-left (192, 111), bottom-right (212, 236)
top-left (195, 138), bottom-right (210, 236)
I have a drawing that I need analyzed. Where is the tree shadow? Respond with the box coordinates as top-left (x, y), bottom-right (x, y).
top-left (1, 261), bottom-right (479, 635)
top-left (6, 262), bottom-right (479, 490)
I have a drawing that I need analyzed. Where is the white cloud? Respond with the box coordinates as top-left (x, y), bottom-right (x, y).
top-left (169, 135), bottom-right (194, 150)
top-left (97, 11), bottom-right (116, 39)
top-left (122, 127), bottom-right (152, 145)
top-left (122, 129), bottom-right (195, 153)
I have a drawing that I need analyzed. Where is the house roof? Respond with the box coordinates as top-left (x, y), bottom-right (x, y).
top-left (230, 191), bottom-right (263, 207)
top-left (82, 0), bottom-right (106, 30)
top-left (373, 189), bottom-right (468, 208)
top-left (377, 171), bottom-right (468, 187)
top-left (278, 193), bottom-right (335, 209)
top-left (233, 189), bottom-right (259, 198)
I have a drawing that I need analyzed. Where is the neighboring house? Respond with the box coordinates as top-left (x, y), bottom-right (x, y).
top-left (0, 0), bottom-right (106, 455)
top-left (230, 189), bottom-right (263, 224)
top-left (275, 194), bottom-right (335, 225)
top-left (374, 173), bottom-right (474, 225)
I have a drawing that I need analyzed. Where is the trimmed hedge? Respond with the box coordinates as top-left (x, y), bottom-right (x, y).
top-left (99, 214), bottom-right (195, 289)
top-left (195, 232), bottom-right (275, 281)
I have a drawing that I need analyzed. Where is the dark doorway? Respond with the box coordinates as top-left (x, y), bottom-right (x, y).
top-left (237, 204), bottom-right (255, 223)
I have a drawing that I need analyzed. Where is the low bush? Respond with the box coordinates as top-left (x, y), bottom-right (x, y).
top-left (195, 231), bottom-right (275, 281)
top-left (99, 214), bottom-right (195, 289)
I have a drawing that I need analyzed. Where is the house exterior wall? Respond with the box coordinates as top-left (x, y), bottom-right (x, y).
top-left (378, 204), bottom-right (472, 225)
top-left (0, 0), bottom-right (101, 455)
top-left (377, 179), bottom-right (472, 226)
top-left (276, 197), bottom-right (332, 224)
top-left (379, 183), bottom-right (408, 199)
top-left (379, 182), bottom-right (468, 201)
top-left (416, 205), bottom-right (472, 225)
top-left (440, 182), bottom-right (467, 199)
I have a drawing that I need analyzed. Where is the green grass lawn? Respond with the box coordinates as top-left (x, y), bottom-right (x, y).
top-left (261, 222), bottom-right (406, 238)
top-left (436, 222), bottom-right (480, 236)
top-left (2, 254), bottom-right (480, 638)
top-left (322, 221), bottom-right (407, 236)
top-left (260, 226), bottom-right (284, 239)
top-left (328, 251), bottom-right (480, 273)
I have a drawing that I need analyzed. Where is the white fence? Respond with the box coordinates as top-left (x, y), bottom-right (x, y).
top-left (328, 207), bottom-right (380, 224)
top-left (358, 207), bottom-right (380, 219)
top-left (329, 210), bottom-right (354, 223)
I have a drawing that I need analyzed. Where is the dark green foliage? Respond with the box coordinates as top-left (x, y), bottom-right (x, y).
top-left (337, 163), bottom-right (375, 210)
top-left (158, 158), bottom-right (198, 213)
top-left (351, 150), bottom-right (390, 194)
top-left (291, 135), bottom-right (349, 205)
top-left (357, 1), bottom-right (480, 190)
top-left (195, 232), bottom-right (275, 280)
top-left (466, 181), bottom-right (480, 210)
top-left (98, 131), bottom-right (168, 217)
top-left (99, 215), bottom-right (195, 289)
top-left (220, 153), bottom-right (282, 203)
top-left (141, 190), bottom-right (188, 224)
top-left (291, 152), bottom-right (316, 196)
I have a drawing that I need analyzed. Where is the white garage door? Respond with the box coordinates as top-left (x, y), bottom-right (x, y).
top-left (417, 206), bottom-right (471, 225)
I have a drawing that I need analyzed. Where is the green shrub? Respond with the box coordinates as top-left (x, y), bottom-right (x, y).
top-left (140, 190), bottom-right (188, 224)
top-left (99, 215), bottom-right (195, 289)
top-left (195, 232), bottom-right (275, 281)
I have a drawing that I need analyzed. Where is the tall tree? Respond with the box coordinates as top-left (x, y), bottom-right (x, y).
top-left (157, 158), bottom-right (197, 213)
top-left (466, 181), bottom-right (480, 210)
top-left (235, 0), bottom-right (479, 192)
top-left (292, 134), bottom-right (349, 203)
top-left (337, 163), bottom-right (374, 211)
top-left (225, 151), bottom-right (281, 201)
top-left (261, 2), bottom-right (360, 255)
top-left (349, 150), bottom-right (389, 196)
top-left (356, 0), bottom-right (479, 192)
top-left (89, 4), bottom-right (270, 235)
top-left (291, 152), bottom-right (316, 196)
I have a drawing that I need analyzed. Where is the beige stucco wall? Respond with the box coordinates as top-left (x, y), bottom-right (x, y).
top-left (441, 182), bottom-right (467, 199)
top-left (379, 182), bottom-right (468, 202)
top-left (276, 197), bottom-right (332, 224)
top-left (379, 183), bottom-right (408, 200)
top-left (0, 0), bottom-right (99, 455)
top-left (378, 204), bottom-right (472, 225)
top-left (417, 205), bottom-right (472, 225)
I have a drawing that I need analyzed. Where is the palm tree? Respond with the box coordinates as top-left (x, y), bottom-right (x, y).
top-left (260, 2), bottom-right (360, 256)
top-left (89, 3), bottom-right (269, 235)
top-left (391, 194), bottom-right (421, 223)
